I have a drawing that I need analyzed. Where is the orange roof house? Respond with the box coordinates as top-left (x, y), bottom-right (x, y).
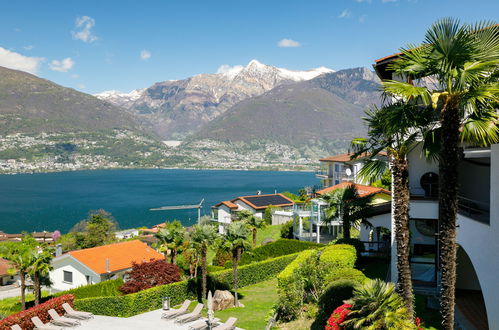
top-left (50, 240), bottom-right (164, 291)
top-left (316, 182), bottom-right (390, 197)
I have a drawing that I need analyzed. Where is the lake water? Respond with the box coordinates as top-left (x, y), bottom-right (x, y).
top-left (0, 169), bottom-right (316, 233)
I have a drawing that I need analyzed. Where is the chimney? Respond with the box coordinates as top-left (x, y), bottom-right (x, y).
top-left (105, 258), bottom-right (110, 273)
top-left (55, 244), bottom-right (62, 257)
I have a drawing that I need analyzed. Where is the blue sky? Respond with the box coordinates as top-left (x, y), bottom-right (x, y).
top-left (0, 0), bottom-right (497, 94)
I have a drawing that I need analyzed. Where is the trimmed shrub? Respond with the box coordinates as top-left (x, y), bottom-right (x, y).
top-left (55, 278), bottom-right (123, 299)
top-left (74, 253), bottom-right (298, 317)
top-left (280, 221), bottom-right (294, 239)
top-left (206, 265), bottom-right (224, 273)
top-left (237, 239), bottom-right (323, 267)
top-left (0, 295), bottom-right (74, 330)
top-left (325, 268), bottom-right (368, 284)
top-left (333, 238), bottom-right (365, 260)
top-left (319, 244), bottom-right (356, 269)
top-left (119, 260), bottom-right (181, 294)
top-left (278, 249), bottom-right (318, 285)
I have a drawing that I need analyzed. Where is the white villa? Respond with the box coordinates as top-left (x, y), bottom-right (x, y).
top-left (375, 53), bottom-right (498, 329)
top-left (211, 193), bottom-right (294, 233)
top-left (50, 240), bottom-right (164, 291)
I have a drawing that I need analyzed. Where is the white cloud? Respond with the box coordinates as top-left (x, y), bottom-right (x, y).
top-left (49, 57), bottom-right (74, 72)
top-left (140, 50), bottom-right (151, 60)
top-left (358, 14), bottom-right (368, 23)
top-left (338, 9), bottom-right (352, 18)
top-left (355, 0), bottom-right (372, 3)
top-left (216, 64), bottom-right (244, 74)
top-left (71, 73), bottom-right (80, 79)
top-left (72, 16), bottom-right (98, 43)
top-left (0, 47), bottom-right (43, 74)
top-left (23, 45), bottom-right (34, 51)
top-left (277, 39), bottom-right (301, 48)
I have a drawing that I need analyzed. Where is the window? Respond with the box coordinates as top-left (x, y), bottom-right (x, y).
top-left (85, 275), bottom-right (91, 284)
top-left (63, 270), bottom-right (73, 283)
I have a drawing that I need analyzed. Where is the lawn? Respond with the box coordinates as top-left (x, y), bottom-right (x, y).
top-left (0, 291), bottom-right (50, 317)
top-left (255, 224), bottom-right (283, 246)
top-left (198, 278), bottom-right (278, 330)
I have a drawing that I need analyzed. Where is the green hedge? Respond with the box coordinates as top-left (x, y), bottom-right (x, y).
top-left (55, 278), bottom-right (123, 299)
top-left (333, 238), bottom-right (365, 260)
top-left (324, 268), bottom-right (368, 284)
top-left (319, 244), bottom-right (356, 269)
top-left (74, 253), bottom-right (299, 317)
top-left (235, 239), bottom-right (323, 267)
top-left (277, 249), bottom-right (318, 285)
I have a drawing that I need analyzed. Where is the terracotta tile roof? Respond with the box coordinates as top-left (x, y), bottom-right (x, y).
top-left (319, 152), bottom-right (387, 163)
top-left (0, 258), bottom-right (14, 276)
top-left (233, 194), bottom-right (294, 210)
top-left (215, 201), bottom-right (239, 209)
top-left (316, 182), bottom-right (391, 197)
top-left (68, 240), bottom-right (164, 274)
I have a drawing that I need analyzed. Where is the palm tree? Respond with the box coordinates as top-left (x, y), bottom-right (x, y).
top-left (322, 183), bottom-right (374, 240)
top-left (154, 220), bottom-right (186, 264)
top-left (351, 102), bottom-right (435, 317)
top-left (381, 19), bottom-right (499, 328)
top-left (344, 279), bottom-right (415, 330)
top-left (29, 245), bottom-right (54, 305)
top-left (0, 236), bottom-right (36, 310)
top-left (218, 221), bottom-right (251, 307)
top-left (237, 210), bottom-right (265, 247)
top-left (189, 224), bottom-right (218, 299)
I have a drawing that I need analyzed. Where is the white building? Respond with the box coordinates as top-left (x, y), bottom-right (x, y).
top-left (212, 194), bottom-right (294, 233)
top-left (50, 240), bottom-right (164, 291)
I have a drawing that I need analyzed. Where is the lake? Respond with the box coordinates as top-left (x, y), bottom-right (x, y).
top-left (0, 169), bottom-right (316, 233)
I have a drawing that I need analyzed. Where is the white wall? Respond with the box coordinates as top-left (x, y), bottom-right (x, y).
top-left (50, 257), bottom-right (99, 291)
top-left (407, 144), bottom-right (439, 193)
top-left (272, 211), bottom-right (293, 225)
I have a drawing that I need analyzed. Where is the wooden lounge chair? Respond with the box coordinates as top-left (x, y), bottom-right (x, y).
top-left (48, 309), bottom-right (81, 327)
top-left (11, 325), bottom-right (23, 330)
top-left (31, 316), bottom-right (65, 330)
top-left (188, 318), bottom-right (220, 330)
top-left (213, 317), bottom-right (237, 330)
top-left (161, 299), bottom-right (191, 319)
top-left (62, 303), bottom-right (93, 319)
top-left (175, 303), bottom-right (204, 323)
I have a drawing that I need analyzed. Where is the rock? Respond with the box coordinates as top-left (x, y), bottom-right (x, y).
top-left (213, 290), bottom-right (235, 311)
top-left (261, 238), bottom-right (274, 245)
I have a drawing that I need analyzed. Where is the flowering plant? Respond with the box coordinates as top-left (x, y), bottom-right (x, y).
top-left (325, 303), bottom-right (352, 330)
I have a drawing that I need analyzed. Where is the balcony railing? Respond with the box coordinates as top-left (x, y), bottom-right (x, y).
top-left (457, 195), bottom-right (490, 224)
top-left (315, 169), bottom-right (330, 178)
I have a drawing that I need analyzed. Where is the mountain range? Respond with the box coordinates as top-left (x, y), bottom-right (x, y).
top-left (0, 60), bottom-right (381, 171)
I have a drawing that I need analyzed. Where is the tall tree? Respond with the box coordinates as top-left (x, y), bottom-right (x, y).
top-left (29, 244), bottom-right (54, 305)
top-left (237, 210), bottom-right (265, 247)
top-left (154, 220), bottom-right (186, 264)
top-left (189, 224), bottom-right (218, 299)
top-left (352, 102), bottom-right (435, 317)
top-left (381, 19), bottom-right (499, 328)
top-left (217, 221), bottom-right (251, 307)
top-left (0, 236), bottom-right (36, 310)
top-left (322, 184), bottom-right (374, 239)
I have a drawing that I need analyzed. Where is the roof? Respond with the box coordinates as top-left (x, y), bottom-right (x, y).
top-left (316, 182), bottom-right (391, 197)
top-left (215, 201), bottom-right (239, 209)
top-left (319, 152), bottom-right (387, 163)
top-left (66, 240), bottom-right (164, 275)
top-left (233, 194), bottom-right (294, 210)
top-left (0, 258), bottom-right (14, 276)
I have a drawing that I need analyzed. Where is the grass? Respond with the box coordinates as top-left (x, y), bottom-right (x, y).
top-left (195, 278), bottom-right (278, 330)
top-left (256, 224), bottom-right (283, 246)
top-left (0, 291), bottom-right (50, 317)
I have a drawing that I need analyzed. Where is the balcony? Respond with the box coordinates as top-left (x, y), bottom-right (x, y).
top-left (458, 196), bottom-right (490, 225)
top-left (315, 169), bottom-right (330, 179)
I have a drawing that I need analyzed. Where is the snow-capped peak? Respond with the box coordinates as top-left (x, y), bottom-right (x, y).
top-left (94, 88), bottom-right (145, 108)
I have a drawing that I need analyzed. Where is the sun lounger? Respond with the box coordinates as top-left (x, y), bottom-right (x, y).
top-left (11, 325), bottom-right (22, 330)
top-left (175, 303), bottom-right (204, 323)
top-left (62, 303), bottom-right (93, 319)
top-left (48, 309), bottom-right (81, 327)
top-left (188, 318), bottom-right (220, 330)
top-left (213, 317), bottom-right (237, 330)
top-left (161, 299), bottom-right (191, 319)
top-left (31, 316), bottom-right (65, 330)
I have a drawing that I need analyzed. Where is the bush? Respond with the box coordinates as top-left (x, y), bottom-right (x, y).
top-left (319, 244), bottom-right (356, 269)
top-left (0, 295), bottom-right (74, 330)
top-left (280, 221), bottom-right (294, 239)
top-left (55, 279), bottom-right (123, 299)
top-left (119, 260), bottom-right (181, 294)
top-left (74, 253), bottom-right (299, 317)
top-left (207, 265), bottom-right (224, 273)
top-left (333, 238), bottom-right (365, 260)
top-left (325, 268), bottom-right (368, 284)
top-left (236, 239), bottom-right (323, 267)
top-left (213, 249), bottom-right (232, 267)
top-left (325, 303), bottom-right (352, 330)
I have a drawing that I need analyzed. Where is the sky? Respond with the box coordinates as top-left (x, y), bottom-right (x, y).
top-left (0, 0), bottom-right (498, 94)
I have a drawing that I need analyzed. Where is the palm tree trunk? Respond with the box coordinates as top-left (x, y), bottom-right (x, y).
top-left (232, 248), bottom-right (240, 307)
top-left (171, 247), bottom-right (176, 264)
top-left (391, 156), bottom-right (414, 317)
top-left (252, 228), bottom-right (257, 247)
top-left (342, 212), bottom-right (351, 239)
top-left (438, 101), bottom-right (460, 330)
top-left (20, 271), bottom-right (26, 310)
top-left (201, 246), bottom-right (207, 300)
top-left (34, 271), bottom-right (40, 305)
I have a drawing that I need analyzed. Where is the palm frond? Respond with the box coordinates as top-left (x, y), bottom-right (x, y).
top-left (382, 80), bottom-right (431, 105)
top-left (357, 159), bottom-right (388, 183)
top-left (460, 110), bottom-right (499, 146)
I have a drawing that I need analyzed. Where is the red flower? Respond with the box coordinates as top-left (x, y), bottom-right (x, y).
top-left (325, 303), bottom-right (352, 330)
